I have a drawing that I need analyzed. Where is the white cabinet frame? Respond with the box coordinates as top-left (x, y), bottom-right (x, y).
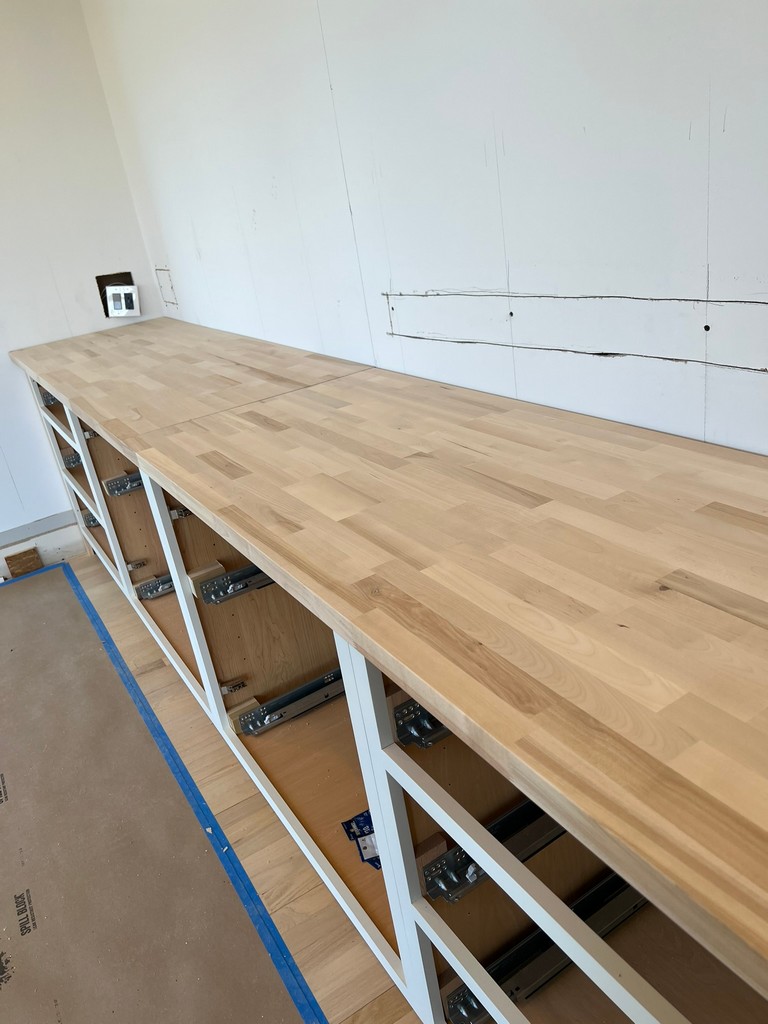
top-left (24, 374), bottom-right (744, 1024)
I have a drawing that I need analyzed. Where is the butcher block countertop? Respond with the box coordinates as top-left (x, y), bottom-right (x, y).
top-left (12, 317), bottom-right (768, 998)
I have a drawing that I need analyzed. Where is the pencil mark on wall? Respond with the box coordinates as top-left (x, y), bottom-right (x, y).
top-left (373, 161), bottom-right (394, 304)
top-left (704, 82), bottom-right (713, 438)
top-left (384, 289), bottom-right (768, 307)
top-left (190, 219), bottom-right (203, 263)
top-left (384, 332), bottom-right (768, 375)
top-left (315, 0), bottom-right (376, 363)
top-left (384, 290), bottom-right (768, 375)
top-left (46, 259), bottom-right (73, 337)
top-left (705, 83), bottom-right (712, 321)
top-left (290, 176), bottom-right (325, 350)
top-left (0, 443), bottom-right (24, 510)
top-left (492, 117), bottom-right (517, 394)
top-left (155, 267), bottom-right (178, 307)
top-left (230, 185), bottom-right (265, 334)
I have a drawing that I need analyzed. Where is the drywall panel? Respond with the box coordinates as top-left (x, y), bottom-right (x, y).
top-left (82, 0), bottom-right (768, 451)
top-left (389, 294), bottom-right (708, 361)
top-left (0, 0), bottom-right (162, 533)
top-left (81, 0), bottom-right (373, 362)
top-left (513, 346), bottom-right (707, 442)
top-left (394, 333), bottom-right (707, 443)
top-left (0, 383), bottom-right (72, 535)
top-left (703, 5), bottom-right (768, 302)
top-left (705, 366), bottom-right (768, 455)
top-left (308, 0), bottom-right (768, 448)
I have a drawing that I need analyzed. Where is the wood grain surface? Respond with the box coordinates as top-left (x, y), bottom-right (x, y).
top-left (12, 318), bottom-right (768, 1000)
top-left (13, 318), bottom-right (365, 458)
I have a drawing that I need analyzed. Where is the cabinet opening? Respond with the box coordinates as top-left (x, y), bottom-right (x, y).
top-left (84, 432), bottom-right (201, 685)
top-left (168, 498), bottom-right (399, 952)
top-left (74, 496), bottom-right (115, 569)
top-left (169, 503), bottom-right (338, 709)
top-left (36, 383), bottom-right (70, 431)
top-left (51, 430), bottom-right (94, 501)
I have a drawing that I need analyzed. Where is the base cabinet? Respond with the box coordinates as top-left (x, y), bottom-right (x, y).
top-left (25, 378), bottom-right (768, 1024)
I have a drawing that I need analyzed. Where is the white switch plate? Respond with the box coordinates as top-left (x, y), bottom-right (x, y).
top-left (105, 284), bottom-right (140, 317)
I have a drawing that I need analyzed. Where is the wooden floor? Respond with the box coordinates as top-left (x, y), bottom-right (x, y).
top-left (70, 551), bottom-right (418, 1024)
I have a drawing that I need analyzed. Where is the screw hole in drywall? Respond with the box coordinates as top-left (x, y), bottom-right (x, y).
top-left (704, 324), bottom-right (711, 331)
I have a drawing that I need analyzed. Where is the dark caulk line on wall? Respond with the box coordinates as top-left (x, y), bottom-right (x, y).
top-left (383, 290), bottom-right (768, 307)
top-left (386, 332), bottom-right (768, 375)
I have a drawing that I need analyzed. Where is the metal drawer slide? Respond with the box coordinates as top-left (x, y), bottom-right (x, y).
top-left (199, 564), bottom-right (274, 604)
top-left (446, 872), bottom-right (648, 1023)
top-left (134, 575), bottom-right (175, 600)
top-left (424, 800), bottom-right (565, 904)
top-left (394, 698), bottom-right (450, 748)
top-left (230, 668), bottom-right (343, 736)
top-left (103, 471), bottom-right (144, 497)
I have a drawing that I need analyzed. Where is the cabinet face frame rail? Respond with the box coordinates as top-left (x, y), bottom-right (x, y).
top-left (18, 360), bottom-right (768, 1024)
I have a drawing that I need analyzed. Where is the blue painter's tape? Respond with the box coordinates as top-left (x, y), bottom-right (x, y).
top-left (12, 563), bottom-right (328, 1024)
top-left (0, 561), bottom-right (64, 586)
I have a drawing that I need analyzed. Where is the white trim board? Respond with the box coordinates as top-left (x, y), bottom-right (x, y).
top-left (0, 509), bottom-right (77, 549)
top-left (0, 522), bottom-right (84, 579)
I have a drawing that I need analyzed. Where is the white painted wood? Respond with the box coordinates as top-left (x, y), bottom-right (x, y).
top-left (80, 522), bottom-right (122, 588)
top-left (218, 717), bottom-right (406, 991)
top-left (0, 509), bottom-right (76, 549)
top-left (40, 406), bottom-right (77, 448)
top-left (59, 470), bottom-right (99, 521)
top-left (68, 413), bottom-right (133, 592)
top-left (385, 744), bottom-right (692, 1024)
top-left (335, 639), bottom-right (446, 1024)
top-left (0, 523), bottom-right (84, 579)
top-left (141, 472), bottom-right (226, 721)
top-left (414, 899), bottom-right (529, 1024)
top-left (26, 377), bottom-right (84, 525)
top-left (128, 592), bottom-right (213, 717)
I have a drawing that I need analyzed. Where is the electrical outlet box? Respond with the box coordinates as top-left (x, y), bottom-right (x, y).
top-left (105, 284), bottom-right (140, 317)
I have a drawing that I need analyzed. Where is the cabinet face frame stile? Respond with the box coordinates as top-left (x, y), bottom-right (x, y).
top-left (13, 324), bottom-right (768, 1024)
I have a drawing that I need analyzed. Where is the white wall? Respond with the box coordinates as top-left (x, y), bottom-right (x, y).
top-left (0, 0), bottom-right (162, 534)
top-left (82, 1), bottom-right (768, 453)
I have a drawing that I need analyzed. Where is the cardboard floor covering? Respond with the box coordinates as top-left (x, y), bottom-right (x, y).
top-left (0, 567), bottom-right (307, 1024)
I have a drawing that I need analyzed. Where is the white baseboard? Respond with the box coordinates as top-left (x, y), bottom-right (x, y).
top-left (0, 524), bottom-right (86, 580)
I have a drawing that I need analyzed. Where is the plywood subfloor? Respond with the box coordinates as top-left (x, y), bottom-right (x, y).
top-left (69, 552), bottom-right (418, 1024)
